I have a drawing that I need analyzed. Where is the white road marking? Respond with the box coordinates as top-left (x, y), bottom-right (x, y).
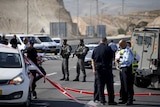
top-left (46, 72), bottom-right (57, 76)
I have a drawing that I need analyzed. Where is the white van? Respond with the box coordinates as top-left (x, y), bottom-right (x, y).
top-left (5, 34), bottom-right (45, 53)
top-left (34, 34), bottom-right (59, 54)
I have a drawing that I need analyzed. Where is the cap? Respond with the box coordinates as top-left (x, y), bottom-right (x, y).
top-left (80, 39), bottom-right (84, 42)
top-left (63, 39), bottom-right (67, 42)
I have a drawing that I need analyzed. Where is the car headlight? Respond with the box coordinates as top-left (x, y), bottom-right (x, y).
top-left (9, 74), bottom-right (24, 85)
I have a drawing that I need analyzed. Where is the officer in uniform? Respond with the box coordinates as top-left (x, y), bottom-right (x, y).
top-left (116, 39), bottom-right (134, 105)
top-left (60, 39), bottom-right (72, 81)
top-left (73, 39), bottom-right (89, 82)
top-left (91, 37), bottom-right (117, 105)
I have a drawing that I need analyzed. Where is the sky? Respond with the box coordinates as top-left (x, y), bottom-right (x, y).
top-left (63, 0), bottom-right (160, 17)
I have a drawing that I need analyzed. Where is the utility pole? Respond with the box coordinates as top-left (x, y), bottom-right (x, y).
top-left (96, 0), bottom-right (99, 25)
top-left (90, 0), bottom-right (92, 27)
top-left (96, 0), bottom-right (99, 37)
top-left (27, 0), bottom-right (29, 34)
top-left (122, 0), bottom-right (124, 15)
top-left (77, 0), bottom-right (79, 36)
top-left (58, 0), bottom-right (60, 37)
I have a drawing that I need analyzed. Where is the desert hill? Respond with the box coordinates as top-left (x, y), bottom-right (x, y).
top-left (0, 0), bottom-right (75, 37)
top-left (73, 10), bottom-right (160, 36)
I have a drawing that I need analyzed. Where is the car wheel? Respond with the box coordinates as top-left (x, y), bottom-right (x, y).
top-left (134, 76), bottom-right (151, 88)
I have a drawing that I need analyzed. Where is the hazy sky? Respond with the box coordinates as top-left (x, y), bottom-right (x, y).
top-left (63, 0), bottom-right (160, 17)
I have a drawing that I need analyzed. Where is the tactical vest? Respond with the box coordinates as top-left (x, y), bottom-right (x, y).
top-left (132, 50), bottom-right (138, 74)
top-left (75, 45), bottom-right (89, 59)
top-left (118, 49), bottom-right (138, 73)
top-left (60, 44), bottom-right (71, 58)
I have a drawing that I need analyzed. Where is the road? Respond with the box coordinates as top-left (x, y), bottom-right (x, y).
top-left (28, 56), bottom-right (160, 107)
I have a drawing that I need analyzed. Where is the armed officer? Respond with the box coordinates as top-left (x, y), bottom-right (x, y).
top-left (73, 39), bottom-right (89, 82)
top-left (60, 39), bottom-right (72, 81)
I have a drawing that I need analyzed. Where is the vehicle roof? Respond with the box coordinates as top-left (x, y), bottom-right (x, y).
top-left (85, 44), bottom-right (99, 47)
top-left (34, 34), bottom-right (49, 37)
top-left (0, 44), bottom-right (19, 53)
top-left (5, 34), bottom-right (35, 37)
top-left (52, 37), bottom-right (62, 40)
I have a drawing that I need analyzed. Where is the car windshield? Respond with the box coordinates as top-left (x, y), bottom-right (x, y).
top-left (20, 36), bottom-right (39, 44)
top-left (38, 37), bottom-right (52, 42)
top-left (53, 40), bottom-right (60, 43)
top-left (0, 52), bottom-right (22, 68)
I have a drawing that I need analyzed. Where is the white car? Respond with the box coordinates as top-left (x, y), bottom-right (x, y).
top-left (0, 44), bottom-right (32, 106)
top-left (51, 37), bottom-right (62, 53)
top-left (5, 34), bottom-right (45, 53)
top-left (51, 37), bottom-right (62, 47)
top-left (85, 44), bottom-right (99, 68)
top-left (34, 34), bottom-right (59, 55)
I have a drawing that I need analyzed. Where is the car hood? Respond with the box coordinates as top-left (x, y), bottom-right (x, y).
top-left (34, 43), bottom-right (44, 48)
top-left (0, 68), bottom-right (23, 80)
top-left (85, 50), bottom-right (93, 61)
top-left (42, 42), bottom-right (57, 46)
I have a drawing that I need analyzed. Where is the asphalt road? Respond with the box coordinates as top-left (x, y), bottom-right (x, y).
top-left (32, 55), bottom-right (160, 107)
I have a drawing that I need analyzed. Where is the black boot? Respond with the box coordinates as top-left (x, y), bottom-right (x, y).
top-left (82, 76), bottom-right (86, 82)
top-left (65, 76), bottom-right (69, 81)
top-left (33, 91), bottom-right (37, 99)
top-left (60, 76), bottom-right (65, 81)
top-left (73, 76), bottom-right (79, 81)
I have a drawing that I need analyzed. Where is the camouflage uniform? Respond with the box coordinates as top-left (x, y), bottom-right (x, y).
top-left (60, 43), bottom-right (72, 81)
top-left (73, 41), bottom-right (89, 82)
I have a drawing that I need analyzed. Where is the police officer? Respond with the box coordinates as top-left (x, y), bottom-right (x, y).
top-left (117, 39), bottom-right (134, 105)
top-left (60, 39), bottom-right (72, 81)
top-left (91, 37), bottom-right (117, 105)
top-left (73, 39), bottom-right (89, 82)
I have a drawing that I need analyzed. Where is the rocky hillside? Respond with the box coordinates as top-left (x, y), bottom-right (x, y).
top-left (0, 0), bottom-right (75, 37)
top-left (73, 10), bottom-right (160, 36)
top-left (0, 0), bottom-right (159, 37)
